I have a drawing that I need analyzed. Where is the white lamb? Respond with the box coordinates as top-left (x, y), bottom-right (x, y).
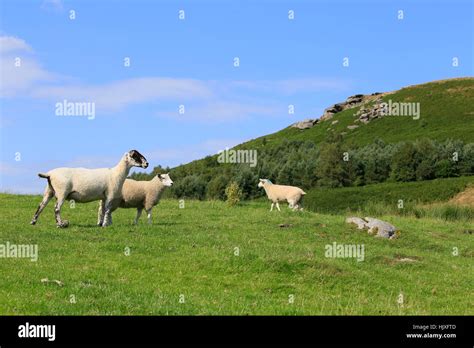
top-left (258, 179), bottom-right (306, 211)
top-left (115, 173), bottom-right (174, 225)
top-left (30, 150), bottom-right (148, 228)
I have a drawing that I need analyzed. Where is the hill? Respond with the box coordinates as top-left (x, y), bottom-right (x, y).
top-left (240, 77), bottom-right (474, 150)
top-left (133, 78), bottom-right (474, 201)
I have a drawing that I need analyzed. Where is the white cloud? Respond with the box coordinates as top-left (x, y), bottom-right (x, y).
top-left (231, 77), bottom-right (351, 95)
top-left (32, 78), bottom-right (215, 111)
top-left (0, 35), bottom-right (351, 120)
top-left (0, 36), bottom-right (56, 97)
top-left (144, 138), bottom-right (245, 168)
top-left (155, 100), bottom-right (282, 122)
top-left (0, 36), bottom-right (32, 54)
top-left (41, 0), bottom-right (64, 12)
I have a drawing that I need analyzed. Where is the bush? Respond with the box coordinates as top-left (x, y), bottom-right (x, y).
top-left (206, 174), bottom-right (229, 200)
top-left (225, 181), bottom-right (242, 206)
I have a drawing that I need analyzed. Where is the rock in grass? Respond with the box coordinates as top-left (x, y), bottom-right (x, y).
top-left (345, 217), bottom-right (368, 229)
top-left (346, 216), bottom-right (398, 239)
top-left (364, 217), bottom-right (397, 239)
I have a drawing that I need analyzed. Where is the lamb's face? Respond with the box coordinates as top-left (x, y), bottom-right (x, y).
top-left (127, 150), bottom-right (148, 168)
top-left (258, 179), bottom-right (266, 188)
top-left (158, 173), bottom-right (174, 187)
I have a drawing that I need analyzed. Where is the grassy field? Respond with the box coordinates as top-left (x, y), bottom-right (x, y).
top-left (0, 193), bottom-right (472, 315)
top-left (304, 176), bottom-right (474, 215)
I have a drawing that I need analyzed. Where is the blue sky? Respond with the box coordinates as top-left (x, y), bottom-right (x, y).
top-left (0, 0), bottom-right (472, 193)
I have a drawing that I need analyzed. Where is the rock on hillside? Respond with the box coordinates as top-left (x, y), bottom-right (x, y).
top-left (292, 118), bottom-right (319, 129)
top-left (291, 92), bottom-right (386, 129)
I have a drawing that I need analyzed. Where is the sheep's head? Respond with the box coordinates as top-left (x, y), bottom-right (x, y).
top-left (126, 150), bottom-right (148, 169)
top-left (157, 173), bottom-right (173, 187)
top-left (258, 179), bottom-right (271, 188)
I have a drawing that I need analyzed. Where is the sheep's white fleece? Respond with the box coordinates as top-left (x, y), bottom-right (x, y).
top-left (117, 173), bottom-right (173, 224)
top-left (31, 150), bottom-right (148, 228)
top-left (258, 179), bottom-right (306, 211)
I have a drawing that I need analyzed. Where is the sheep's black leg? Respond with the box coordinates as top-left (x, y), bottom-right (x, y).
top-left (30, 187), bottom-right (54, 225)
top-left (134, 208), bottom-right (143, 225)
top-left (97, 200), bottom-right (105, 226)
top-left (54, 197), bottom-right (69, 228)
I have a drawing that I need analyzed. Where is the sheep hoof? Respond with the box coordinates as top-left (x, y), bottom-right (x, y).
top-left (30, 220), bottom-right (37, 225)
top-left (57, 220), bottom-right (69, 228)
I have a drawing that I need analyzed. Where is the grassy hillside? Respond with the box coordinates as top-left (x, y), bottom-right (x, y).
top-left (304, 176), bottom-right (474, 215)
top-left (0, 194), bottom-right (472, 315)
top-left (239, 78), bottom-right (474, 150)
top-left (136, 78), bottom-right (474, 201)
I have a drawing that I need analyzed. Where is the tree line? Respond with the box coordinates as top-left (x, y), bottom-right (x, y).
top-left (130, 137), bottom-right (474, 200)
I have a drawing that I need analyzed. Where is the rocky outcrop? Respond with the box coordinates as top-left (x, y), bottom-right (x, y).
top-left (320, 94), bottom-right (369, 121)
top-left (346, 216), bottom-right (398, 239)
top-left (290, 91), bottom-right (388, 129)
top-left (291, 118), bottom-right (319, 129)
top-left (353, 98), bottom-right (386, 124)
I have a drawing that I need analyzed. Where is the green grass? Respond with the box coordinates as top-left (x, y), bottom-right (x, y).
top-left (304, 176), bottom-right (474, 215)
top-left (0, 193), bottom-right (472, 315)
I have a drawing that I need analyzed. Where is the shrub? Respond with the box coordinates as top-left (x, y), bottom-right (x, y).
top-left (225, 181), bottom-right (242, 206)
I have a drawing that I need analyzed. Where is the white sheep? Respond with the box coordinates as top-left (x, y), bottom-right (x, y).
top-left (258, 179), bottom-right (306, 211)
top-left (115, 173), bottom-right (174, 225)
top-left (30, 150), bottom-right (148, 228)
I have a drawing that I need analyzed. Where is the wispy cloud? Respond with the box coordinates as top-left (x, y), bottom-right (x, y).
top-left (231, 77), bottom-right (352, 95)
top-left (0, 36), bottom-right (56, 97)
top-left (155, 100), bottom-right (283, 123)
top-left (32, 78), bottom-right (215, 112)
top-left (0, 36), bottom-right (33, 54)
top-left (40, 0), bottom-right (64, 12)
top-left (144, 138), bottom-right (245, 168)
top-left (1, 35), bottom-right (351, 121)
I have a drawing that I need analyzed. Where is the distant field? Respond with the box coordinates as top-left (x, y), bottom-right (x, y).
top-left (304, 176), bottom-right (474, 215)
top-left (0, 194), bottom-right (472, 315)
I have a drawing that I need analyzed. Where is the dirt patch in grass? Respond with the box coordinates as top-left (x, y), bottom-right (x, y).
top-left (449, 186), bottom-right (474, 206)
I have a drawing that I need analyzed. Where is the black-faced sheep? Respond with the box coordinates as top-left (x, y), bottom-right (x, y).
top-left (31, 150), bottom-right (148, 228)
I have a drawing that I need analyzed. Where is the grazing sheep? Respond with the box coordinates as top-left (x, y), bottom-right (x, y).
top-left (116, 173), bottom-right (174, 225)
top-left (257, 179), bottom-right (306, 211)
top-left (30, 150), bottom-right (148, 228)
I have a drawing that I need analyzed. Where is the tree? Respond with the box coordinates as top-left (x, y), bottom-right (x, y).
top-left (315, 142), bottom-right (345, 187)
top-left (390, 142), bottom-right (418, 182)
top-left (206, 174), bottom-right (228, 200)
